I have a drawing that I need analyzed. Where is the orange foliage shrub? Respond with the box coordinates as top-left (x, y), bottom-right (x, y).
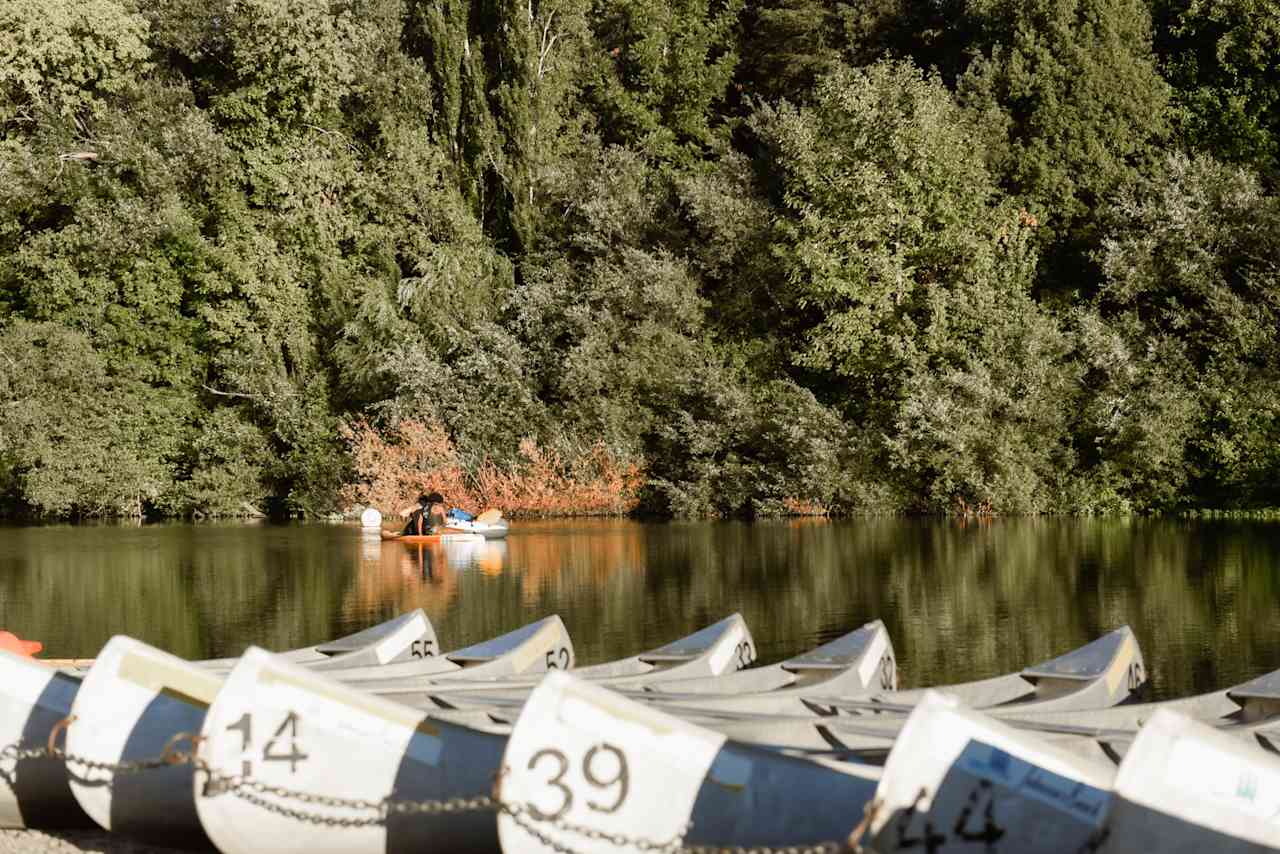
top-left (341, 420), bottom-right (643, 517)
top-left (782, 497), bottom-right (830, 516)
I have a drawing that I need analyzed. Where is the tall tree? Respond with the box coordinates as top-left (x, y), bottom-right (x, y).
top-left (959, 0), bottom-right (1170, 293)
top-left (1153, 0), bottom-right (1280, 181)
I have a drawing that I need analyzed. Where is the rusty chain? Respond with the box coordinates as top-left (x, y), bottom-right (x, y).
top-left (1, 720), bottom-right (872, 854)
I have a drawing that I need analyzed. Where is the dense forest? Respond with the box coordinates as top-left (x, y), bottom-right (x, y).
top-left (0, 0), bottom-right (1277, 518)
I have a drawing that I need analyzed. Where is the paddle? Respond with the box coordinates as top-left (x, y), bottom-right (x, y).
top-left (475, 508), bottom-right (503, 524)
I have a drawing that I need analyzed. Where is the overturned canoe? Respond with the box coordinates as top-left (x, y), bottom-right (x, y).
top-left (0, 650), bottom-right (92, 829)
top-left (1100, 708), bottom-right (1280, 852)
top-left (867, 691), bottom-right (1116, 854)
top-left (65, 636), bottom-right (220, 846)
top-left (194, 647), bottom-right (507, 854)
top-left (496, 671), bottom-right (880, 853)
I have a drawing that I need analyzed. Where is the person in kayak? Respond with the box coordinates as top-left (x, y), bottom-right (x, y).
top-left (401, 492), bottom-right (448, 536)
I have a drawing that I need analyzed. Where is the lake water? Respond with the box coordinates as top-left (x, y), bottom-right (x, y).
top-left (1, 517), bottom-right (1278, 700)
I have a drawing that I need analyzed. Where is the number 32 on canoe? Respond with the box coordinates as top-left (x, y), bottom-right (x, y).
top-left (498, 671), bottom-right (724, 852)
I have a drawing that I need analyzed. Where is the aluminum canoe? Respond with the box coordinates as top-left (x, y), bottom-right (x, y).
top-left (0, 650), bottom-right (92, 829)
top-left (193, 647), bottom-right (508, 854)
top-left (64, 636), bottom-right (220, 846)
top-left (496, 671), bottom-right (881, 853)
top-left (657, 627), bottom-right (1147, 754)
top-left (1098, 708), bottom-right (1280, 852)
top-left (324, 615), bottom-right (575, 690)
top-left (397, 614), bottom-right (759, 712)
top-left (866, 691), bottom-right (1116, 853)
top-left (195, 609), bottom-right (438, 673)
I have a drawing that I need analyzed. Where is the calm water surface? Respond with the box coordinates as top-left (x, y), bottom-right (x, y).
top-left (1, 518), bottom-right (1278, 699)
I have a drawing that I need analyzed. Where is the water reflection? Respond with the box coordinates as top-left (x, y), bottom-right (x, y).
top-left (0, 518), bottom-right (1277, 700)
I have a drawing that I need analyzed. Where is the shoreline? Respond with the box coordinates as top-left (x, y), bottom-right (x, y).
top-left (0, 830), bottom-right (196, 853)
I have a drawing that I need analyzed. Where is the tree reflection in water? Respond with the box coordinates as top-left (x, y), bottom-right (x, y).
top-left (0, 518), bottom-right (1277, 700)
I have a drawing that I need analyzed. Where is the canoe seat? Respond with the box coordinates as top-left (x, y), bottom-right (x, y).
top-left (639, 652), bottom-right (703, 664)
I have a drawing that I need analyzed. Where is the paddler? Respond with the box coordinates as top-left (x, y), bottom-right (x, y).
top-left (401, 491), bottom-right (448, 536)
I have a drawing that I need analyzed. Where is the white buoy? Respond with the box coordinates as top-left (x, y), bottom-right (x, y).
top-left (359, 506), bottom-right (382, 528)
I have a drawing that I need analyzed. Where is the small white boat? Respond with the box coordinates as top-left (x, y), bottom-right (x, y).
top-left (0, 650), bottom-right (91, 829)
top-left (193, 648), bottom-right (507, 854)
top-left (496, 671), bottom-right (881, 853)
top-left (195, 609), bottom-right (438, 672)
top-left (635, 618), bottom-right (896, 716)
top-left (402, 614), bottom-right (757, 715)
top-left (325, 615), bottom-right (575, 690)
top-left (866, 691), bottom-right (1115, 853)
top-left (444, 518), bottom-right (510, 539)
top-left (674, 627), bottom-right (1147, 754)
top-left (1101, 708), bottom-right (1280, 852)
top-left (65, 637), bottom-right (221, 846)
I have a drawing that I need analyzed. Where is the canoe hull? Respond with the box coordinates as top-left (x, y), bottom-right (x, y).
top-left (195, 648), bottom-right (504, 853)
top-left (0, 652), bottom-right (92, 829)
top-left (66, 637), bottom-right (220, 846)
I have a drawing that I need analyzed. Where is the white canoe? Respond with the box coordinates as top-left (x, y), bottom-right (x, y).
top-left (433, 618), bottom-right (893, 724)
top-left (677, 627), bottom-right (1146, 754)
top-left (410, 614), bottom-right (756, 711)
top-left (633, 618), bottom-right (897, 716)
top-left (496, 671), bottom-right (881, 853)
top-left (445, 518), bottom-right (509, 539)
top-left (64, 636), bottom-right (221, 845)
top-left (866, 691), bottom-right (1115, 853)
top-left (197, 609), bottom-right (438, 673)
top-left (0, 650), bottom-right (92, 828)
top-left (828, 625), bottom-right (1146, 717)
top-left (966, 665), bottom-right (1280, 764)
top-left (1100, 707), bottom-right (1280, 852)
top-left (327, 615), bottom-right (575, 690)
top-left (194, 647), bottom-right (507, 853)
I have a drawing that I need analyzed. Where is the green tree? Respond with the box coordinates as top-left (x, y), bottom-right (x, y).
top-left (959, 0), bottom-right (1170, 290)
top-left (1153, 0), bottom-right (1280, 180)
top-left (588, 0), bottom-right (744, 162)
top-left (0, 0), bottom-right (150, 125)
top-left (1095, 153), bottom-right (1280, 507)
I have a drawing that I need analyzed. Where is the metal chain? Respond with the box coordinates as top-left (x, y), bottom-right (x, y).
top-left (2, 731), bottom-right (863, 854)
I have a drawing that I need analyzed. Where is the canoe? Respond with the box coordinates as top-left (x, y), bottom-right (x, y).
top-left (57, 610), bottom-right (439, 674)
top-left (828, 624), bottom-right (1147, 717)
top-left (966, 665), bottom-right (1280, 764)
top-left (1100, 708), bottom-right (1280, 852)
top-left (496, 671), bottom-right (881, 852)
top-left (423, 618), bottom-right (893, 723)
top-left (193, 647), bottom-right (508, 854)
top-left (443, 518), bottom-right (510, 539)
top-left (380, 530), bottom-right (485, 544)
top-left (664, 627), bottom-right (1147, 754)
top-left (57, 616), bottom-right (569, 845)
top-left (865, 691), bottom-right (1115, 853)
top-left (324, 615), bottom-right (575, 691)
top-left (64, 637), bottom-right (220, 846)
top-left (412, 613), bottom-right (756, 706)
top-left (630, 619), bottom-right (897, 717)
top-left (197, 609), bottom-right (439, 673)
top-left (0, 650), bottom-right (93, 829)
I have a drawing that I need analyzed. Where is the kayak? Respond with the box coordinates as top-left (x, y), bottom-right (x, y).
top-left (379, 530), bottom-right (485, 544)
top-left (442, 517), bottom-right (509, 539)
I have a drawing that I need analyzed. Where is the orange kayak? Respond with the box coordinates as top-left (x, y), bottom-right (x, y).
top-left (380, 529), bottom-right (484, 544)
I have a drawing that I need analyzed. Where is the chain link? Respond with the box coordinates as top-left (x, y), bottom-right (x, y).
top-left (3, 731), bottom-right (863, 854)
